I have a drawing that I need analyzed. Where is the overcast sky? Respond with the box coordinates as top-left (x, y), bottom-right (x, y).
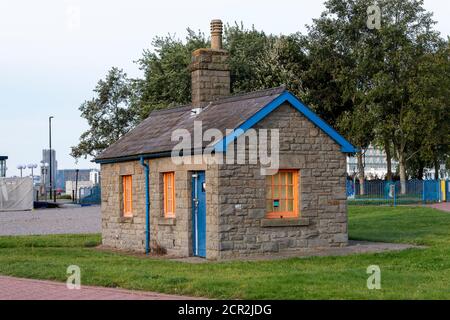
top-left (1, 0), bottom-right (449, 177)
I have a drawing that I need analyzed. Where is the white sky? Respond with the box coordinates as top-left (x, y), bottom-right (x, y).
top-left (0, 0), bottom-right (449, 177)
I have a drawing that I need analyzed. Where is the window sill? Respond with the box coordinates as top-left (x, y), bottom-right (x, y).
top-left (120, 217), bottom-right (133, 223)
top-left (158, 217), bottom-right (176, 226)
top-left (261, 218), bottom-right (310, 228)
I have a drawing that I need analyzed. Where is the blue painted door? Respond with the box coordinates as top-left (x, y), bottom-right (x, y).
top-left (192, 172), bottom-right (206, 258)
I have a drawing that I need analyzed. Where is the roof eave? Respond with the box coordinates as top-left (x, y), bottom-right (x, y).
top-left (95, 151), bottom-right (173, 164)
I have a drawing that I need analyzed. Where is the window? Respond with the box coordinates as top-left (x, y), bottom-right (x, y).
top-left (265, 170), bottom-right (299, 219)
top-left (122, 175), bottom-right (133, 217)
top-left (163, 172), bottom-right (175, 218)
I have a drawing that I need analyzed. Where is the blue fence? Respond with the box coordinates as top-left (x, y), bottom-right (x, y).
top-left (79, 185), bottom-right (101, 205)
top-left (347, 180), bottom-right (447, 206)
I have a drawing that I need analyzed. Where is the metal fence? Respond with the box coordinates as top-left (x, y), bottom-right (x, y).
top-left (78, 185), bottom-right (101, 205)
top-left (347, 179), bottom-right (449, 206)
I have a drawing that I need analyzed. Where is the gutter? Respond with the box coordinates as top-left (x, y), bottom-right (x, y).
top-left (95, 152), bottom-right (173, 164)
top-left (140, 156), bottom-right (150, 254)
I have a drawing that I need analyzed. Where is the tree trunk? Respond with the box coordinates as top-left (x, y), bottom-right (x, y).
top-left (357, 152), bottom-right (365, 195)
top-left (434, 158), bottom-right (440, 180)
top-left (417, 166), bottom-right (424, 181)
top-left (384, 138), bottom-right (393, 181)
top-left (398, 151), bottom-right (407, 195)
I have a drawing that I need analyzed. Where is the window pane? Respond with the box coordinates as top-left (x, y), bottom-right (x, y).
top-left (280, 172), bottom-right (286, 186)
top-left (123, 175), bottom-right (133, 217)
top-left (287, 199), bottom-right (293, 211)
top-left (287, 172), bottom-right (293, 184)
top-left (164, 172), bottom-right (175, 217)
top-left (266, 170), bottom-right (299, 218)
top-left (273, 186), bottom-right (279, 198)
top-left (280, 199), bottom-right (287, 212)
top-left (281, 185), bottom-right (287, 199)
top-left (288, 185), bottom-right (293, 198)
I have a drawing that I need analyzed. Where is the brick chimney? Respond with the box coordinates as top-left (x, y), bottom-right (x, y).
top-left (190, 19), bottom-right (230, 107)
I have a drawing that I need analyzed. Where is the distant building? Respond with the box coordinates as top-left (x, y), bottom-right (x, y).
top-left (0, 156), bottom-right (7, 178)
top-left (347, 145), bottom-right (448, 180)
top-left (347, 146), bottom-right (398, 180)
top-left (424, 163), bottom-right (449, 180)
top-left (65, 180), bottom-right (94, 198)
top-left (90, 169), bottom-right (100, 185)
top-left (56, 169), bottom-right (100, 192)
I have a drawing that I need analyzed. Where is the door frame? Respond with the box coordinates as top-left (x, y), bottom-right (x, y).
top-left (191, 171), bottom-right (206, 257)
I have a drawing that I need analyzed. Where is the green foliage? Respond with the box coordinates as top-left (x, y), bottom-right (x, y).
top-left (71, 67), bottom-right (134, 159)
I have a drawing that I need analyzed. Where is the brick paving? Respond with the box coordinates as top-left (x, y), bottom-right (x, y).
top-left (430, 202), bottom-right (450, 212)
top-left (0, 276), bottom-right (200, 300)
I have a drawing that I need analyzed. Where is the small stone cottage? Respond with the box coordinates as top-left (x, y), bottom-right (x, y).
top-left (95, 20), bottom-right (356, 260)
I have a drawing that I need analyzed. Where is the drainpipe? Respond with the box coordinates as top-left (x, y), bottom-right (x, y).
top-left (140, 157), bottom-right (150, 254)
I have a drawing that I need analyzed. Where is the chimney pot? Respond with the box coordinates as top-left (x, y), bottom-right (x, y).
top-left (210, 19), bottom-right (223, 50)
top-left (190, 19), bottom-right (230, 107)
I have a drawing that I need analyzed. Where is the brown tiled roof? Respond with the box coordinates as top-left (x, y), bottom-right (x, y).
top-left (95, 86), bottom-right (286, 162)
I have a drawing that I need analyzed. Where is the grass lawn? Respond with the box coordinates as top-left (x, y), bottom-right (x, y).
top-left (1, 206), bottom-right (450, 299)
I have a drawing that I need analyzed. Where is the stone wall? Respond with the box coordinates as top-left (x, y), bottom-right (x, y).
top-left (101, 155), bottom-right (220, 258)
top-left (101, 161), bottom-right (147, 252)
top-left (217, 102), bottom-right (348, 259)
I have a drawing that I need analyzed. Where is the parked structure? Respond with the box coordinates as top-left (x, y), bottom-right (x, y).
top-left (0, 177), bottom-right (34, 211)
top-left (0, 156), bottom-right (7, 178)
top-left (96, 20), bottom-right (356, 260)
top-left (347, 146), bottom-right (398, 180)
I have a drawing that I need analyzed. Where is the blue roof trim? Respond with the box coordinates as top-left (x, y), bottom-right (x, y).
top-left (214, 91), bottom-right (357, 153)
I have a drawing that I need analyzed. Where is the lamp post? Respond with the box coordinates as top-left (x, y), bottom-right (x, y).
top-left (49, 116), bottom-right (54, 202)
top-left (40, 162), bottom-right (49, 200)
top-left (17, 164), bottom-right (26, 178)
top-left (27, 164), bottom-right (38, 183)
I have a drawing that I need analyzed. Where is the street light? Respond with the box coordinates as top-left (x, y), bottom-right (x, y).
top-left (27, 163), bottom-right (38, 180)
top-left (17, 164), bottom-right (26, 178)
top-left (49, 116), bottom-right (54, 202)
top-left (40, 161), bottom-right (49, 200)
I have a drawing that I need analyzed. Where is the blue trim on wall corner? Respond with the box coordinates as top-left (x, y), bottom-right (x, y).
top-left (214, 91), bottom-right (357, 154)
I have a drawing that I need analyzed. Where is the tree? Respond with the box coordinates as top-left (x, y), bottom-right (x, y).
top-left (407, 40), bottom-right (450, 179)
top-left (370, 0), bottom-right (443, 193)
top-left (303, 0), bottom-right (382, 194)
top-left (71, 68), bottom-right (134, 159)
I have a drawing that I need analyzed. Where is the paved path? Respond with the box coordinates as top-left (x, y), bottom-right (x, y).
top-left (0, 276), bottom-right (199, 300)
top-left (0, 206), bottom-right (101, 236)
top-left (430, 202), bottom-right (450, 212)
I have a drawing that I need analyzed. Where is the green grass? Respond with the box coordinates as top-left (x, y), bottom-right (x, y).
top-left (1, 206), bottom-right (450, 299)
